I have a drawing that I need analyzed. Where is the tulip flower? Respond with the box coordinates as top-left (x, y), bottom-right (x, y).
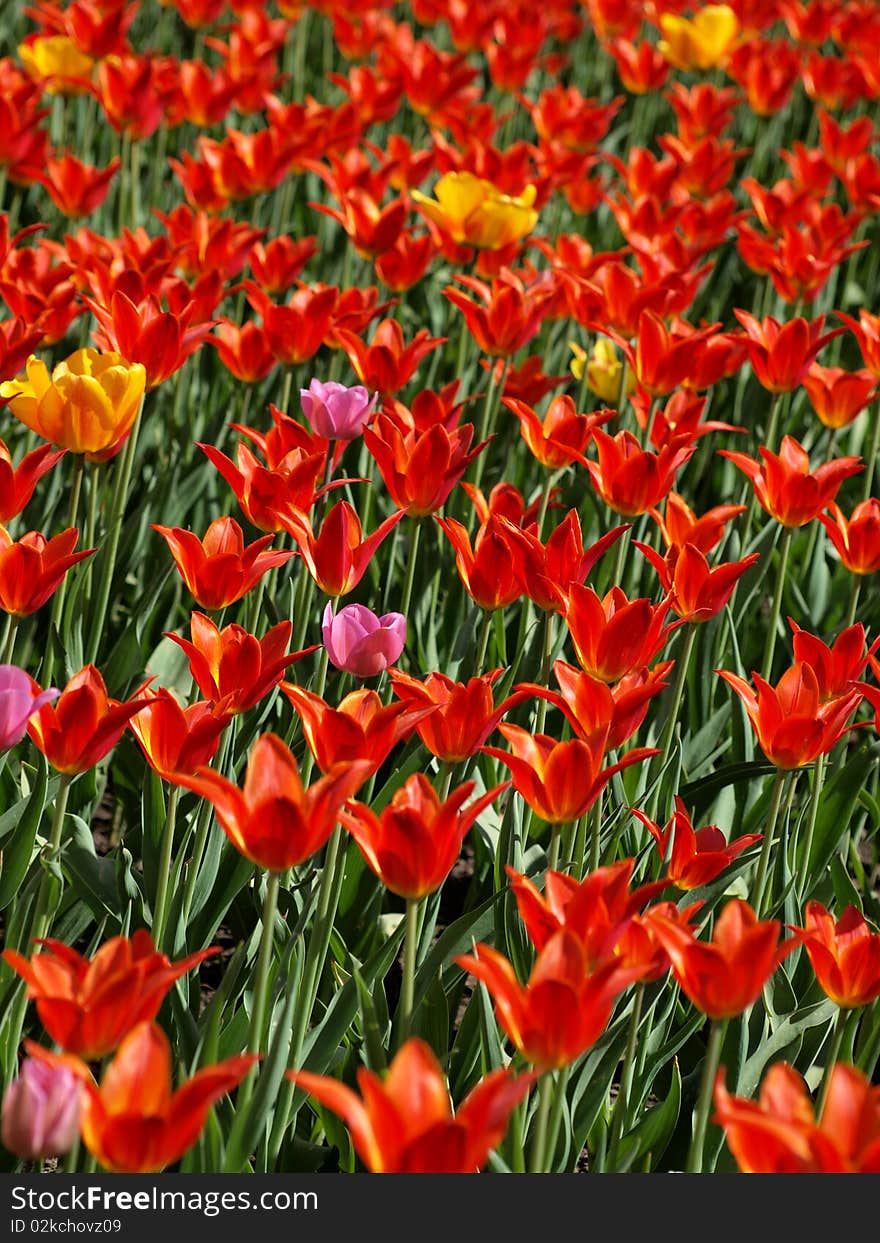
top-left (837, 309), bottom-right (880, 378)
top-left (570, 337), bottom-right (635, 405)
top-left (436, 513), bottom-right (524, 612)
top-left (716, 662), bottom-right (863, 769)
top-left (0, 440), bottom-right (65, 524)
top-left (129, 690), bottom-right (232, 782)
top-left (714, 1062), bottom-right (880, 1173)
top-left (789, 901), bottom-right (880, 1009)
top-left (300, 379), bottom-right (377, 441)
top-left (388, 669), bottom-right (529, 763)
top-left (458, 929), bottom-right (640, 1070)
top-left (819, 499), bottom-right (880, 576)
top-left (500, 513), bottom-right (628, 613)
top-left (2, 931), bottom-right (215, 1060)
top-left (788, 621), bottom-right (875, 700)
top-left (627, 312), bottom-right (717, 397)
top-left (481, 723), bottom-right (656, 826)
top-left (284, 502), bottom-right (404, 598)
top-left (658, 5), bottom-right (739, 70)
top-left (635, 542), bottom-right (759, 622)
top-left (88, 289), bottom-right (216, 391)
top-left (167, 613), bottom-right (315, 714)
top-left (444, 270), bottom-right (552, 358)
top-left (321, 603), bottom-right (406, 679)
top-left (412, 171), bottom-right (538, 251)
top-left (503, 394), bottom-right (607, 470)
top-left (363, 410), bottom-right (487, 517)
top-left (27, 665), bottom-right (151, 775)
top-left (650, 492), bottom-right (745, 554)
top-left (289, 1038), bottom-right (534, 1173)
top-left (180, 732), bottom-right (369, 873)
top-left (281, 684), bottom-right (433, 778)
top-left (0, 527), bottom-right (94, 619)
top-left (2, 1059), bottom-right (82, 1161)
top-left (564, 583), bottom-right (675, 683)
top-left (517, 658), bottom-right (672, 752)
top-left (0, 349), bottom-right (145, 457)
top-left (0, 665), bottom-right (58, 750)
top-left (720, 435), bottom-right (862, 527)
top-left (18, 34), bottom-right (94, 92)
top-left (28, 1022), bottom-right (255, 1173)
top-left (732, 311), bottom-right (842, 394)
top-left (211, 320), bottom-right (276, 383)
top-left (646, 898), bottom-right (795, 1020)
top-left (152, 517), bottom-right (294, 611)
top-left (336, 319), bottom-right (444, 397)
top-left (585, 429), bottom-right (696, 518)
top-left (339, 773), bottom-right (507, 900)
top-left (803, 365), bottom-right (877, 430)
top-left (198, 438), bottom-right (329, 535)
top-left (632, 797), bottom-right (762, 890)
top-left (507, 859), bottom-right (668, 964)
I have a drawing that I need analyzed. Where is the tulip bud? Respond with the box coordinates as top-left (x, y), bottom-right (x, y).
top-left (300, 380), bottom-right (377, 441)
top-left (322, 603), bottom-right (406, 678)
top-left (2, 1059), bottom-right (82, 1160)
top-left (0, 666), bottom-right (58, 750)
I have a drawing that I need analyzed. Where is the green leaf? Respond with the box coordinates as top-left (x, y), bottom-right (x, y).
top-left (0, 757), bottom-right (49, 911)
top-left (616, 1057), bottom-right (681, 1173)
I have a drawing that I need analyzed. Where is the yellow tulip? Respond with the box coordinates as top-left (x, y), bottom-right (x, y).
top-left (569, 338), bottom-right (634, 404)
top-left (18, 36), bottom-right (94, 95)
top-left (412, 172), bottom-right (538, 251)
top-left (658, 5), bottom-right (739, 71)
top-left (0, 350), bottom-right (146, 457)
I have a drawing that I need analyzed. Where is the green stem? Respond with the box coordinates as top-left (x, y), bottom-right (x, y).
top-left (472, 359), bottom-right (509, 491)
top-left (238, 870), bottom-right (281, 1108)
top-left (87, 395), bottom-right (146, 664)
top-left (2, 616), bottom-right (18, 665)
top-left (844, 574), bottom-right (862, 629)
top-left (648, 624), bottom-right (697, 820)
top-left (151, 785), bottom-right (180, 950)
top-left (608, 983), bottom-right (645, 1164)
top-left (45, 456), bottom-right (84, 676)
top-left (686, 1019), bottom-right (726, 1174)
top-left (398, 520), bottom-right (421, 622)
top-left (589, 798), bottom-right (602, 873)
top-left (473, 608), bottom-right (493, 676)
top-left (545, 1064), bottom-right (571, 1172)
top-left (860, 399), bottom-right (880, 502)
top-left (547, 821), bottom-right (562, 872)
top-left (31, 773), bottom-right (73, 943)
top-left (760, 526), bottom-right (793, 683)
top-left (797, 754), bottom-right (826, 903)
top-left (817, 1007), bottom-right (848, 1119)
top-left (398, 897), bottom-right (420, 1044)
top-left (529, 1073), bottom-right (555, 1173)
top-left (751, 769), bottom-right (788, 917)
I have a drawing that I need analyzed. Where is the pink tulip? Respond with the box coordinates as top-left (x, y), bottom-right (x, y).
top-left (322, 603), bottom-right (406, 678)
top-left (2, 1058), bottom-right (82, 1160)
top-left (300, 379), bottom-right (377, 440)
top-left (0, 665), bottom-right (58, 750)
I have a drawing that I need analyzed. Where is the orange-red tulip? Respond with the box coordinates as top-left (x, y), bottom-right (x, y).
top-left (458, 929), bottom-right (640, 1070)
top-left (27, 665), bottom-right (150, 775)
top-left (632, 796), bottom-right (762, 890)
top-left (289, 1037), bottom-right (534, 1173)
top-left (585, 428), bottom-right (695, 517)
top-left (803, 364), bottom-right (877, 430)
top-left (168, 612), bottom-right (315, 714)
top-left (788, 620), bottom-right (875, 700)
top-left (180, 732), bottom-right (369, 872)
top-left (503, 394), bottom-right (605, 470)
top-left (28, 1022), bottom-right (255, 1173)
top-left (716, 662), bottom-right (863, 768)
top-left (636, 541), bottom-right (759, 622)
top-left (339, 773), bottom-right (508, 899)
top-left (0, 527), bottom-right (94, 617)
top-left (646, 898), bottom-right (795, 1019)
top-left (820, 499), bottom-right (880, 576)
top-left (280, 684), bottom-right (434, 779)
top-left (152, 516), bottom-right (294, 611)
top-left (714, 1061), bottom-right (880, 1173)
top-left (482, 723), bottom-right (656, 825)
top-left (500, 513), bottom-right (627, 613)
top-left (2, 931), bottom-right (215, 1060)
top-left (129, 689), bottom-right (232, 782)
top-left (336, 319), bottom-right (444, 397)
top-left (720, 435), bottom-right (862, 527)
top-left (387, 668), bottom-right (528, 762)
top-left (732, 311), bottom-right (842, 393)
top-left (564, 583), bottom-right (675, 683)
top-left (435, 513), bottom-right (524, 611)
top-left (790, 901), bottom-right (880, 1009)
top-left (283, 501), bottom-right (404, 597)
top-left (0, 441), bottom-right (65, 524)
top-left (363, 409), bottom-right (487, 517)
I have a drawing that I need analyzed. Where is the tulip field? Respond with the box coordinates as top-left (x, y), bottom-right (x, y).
top-left (3, 0), bottom-right (880, 1179)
